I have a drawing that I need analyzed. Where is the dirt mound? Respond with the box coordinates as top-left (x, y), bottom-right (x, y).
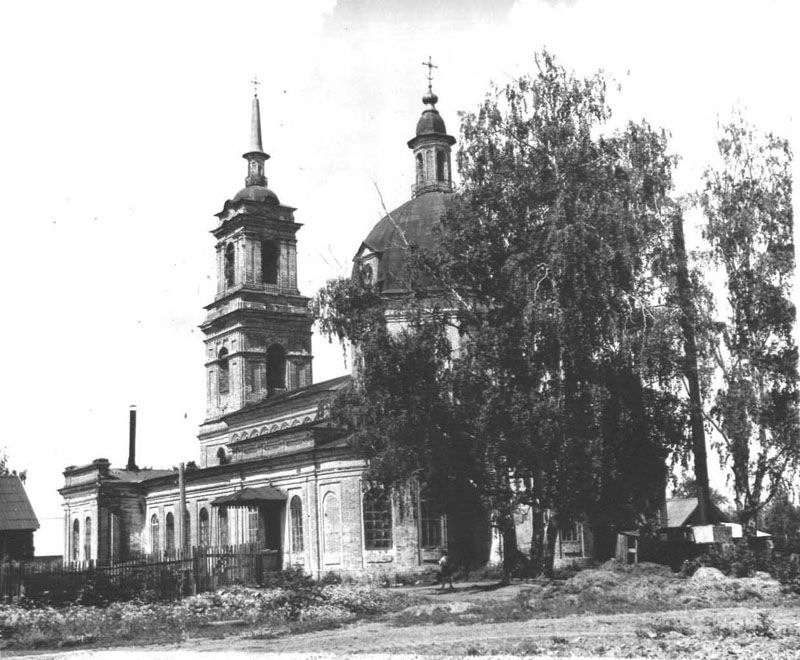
top-left (596, 560), bottom-right (673, 576)
top-left (689, 567), bottom-right (728, 583)
top-left (567, 568), bottom-right (622, 589)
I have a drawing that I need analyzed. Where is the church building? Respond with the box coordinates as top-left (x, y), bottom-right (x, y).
top-left (60, 75), bottom-right (592, 576)
top-left (59, 83), bottom-right (458, 577)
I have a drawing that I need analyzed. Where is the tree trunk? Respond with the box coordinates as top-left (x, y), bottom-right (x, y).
top-left (499, 512), bottom-right (518, 583)
top-left (529, 508), bottom-right (547, 577)
top-left (671, 210), bottom-right (712, 525)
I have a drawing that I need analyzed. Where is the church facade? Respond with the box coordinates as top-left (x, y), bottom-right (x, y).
top-left (59, 89), bottom-right (454, 578)
top-left (60, 80), bottom-right (592, 576)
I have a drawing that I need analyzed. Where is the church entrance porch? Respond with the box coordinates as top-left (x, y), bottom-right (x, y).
top-left (211, 485), bottom-right (287, 573)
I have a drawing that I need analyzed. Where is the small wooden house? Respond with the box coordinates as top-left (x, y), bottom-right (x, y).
top-left (0, 475), bottom-right (39, 559)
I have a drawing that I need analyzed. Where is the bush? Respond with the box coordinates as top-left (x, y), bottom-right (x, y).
top-left (769, 554), bottom-right (800, 594)
top-left (638, 533), bottom-right (697, 571)
top-left (691, 541), bottom-right (767, 578)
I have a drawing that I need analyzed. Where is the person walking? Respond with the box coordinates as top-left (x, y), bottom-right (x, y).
top-left (438, 550), bottom-right (454, 589)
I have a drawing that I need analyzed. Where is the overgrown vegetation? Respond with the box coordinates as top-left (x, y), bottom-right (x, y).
top-left (0, 577), bottom-right (408, 651)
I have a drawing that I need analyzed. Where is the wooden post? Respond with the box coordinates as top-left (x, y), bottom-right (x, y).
top-left (178, 463), bottom-right (188, 553)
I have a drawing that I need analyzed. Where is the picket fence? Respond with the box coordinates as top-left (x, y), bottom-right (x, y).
top-left (0, 543), bottom-right (281, 602)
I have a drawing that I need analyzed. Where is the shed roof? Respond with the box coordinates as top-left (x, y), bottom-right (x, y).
top-left (0, 475), bottom-right (40, 531)
top-left (665, 497), bottom-right (729, 527)
top-left (665, 498), bottom-right (698, 527)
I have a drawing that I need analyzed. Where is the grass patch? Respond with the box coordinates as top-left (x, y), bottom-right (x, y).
top-left (0, 582), bottom-right (408, 651)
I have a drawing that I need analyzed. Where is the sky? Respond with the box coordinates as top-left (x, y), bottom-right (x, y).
top-left (0, 0), bottom-right (796, 555)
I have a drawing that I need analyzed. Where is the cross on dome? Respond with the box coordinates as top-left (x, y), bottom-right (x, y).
top-left (422, 56), bottom-right (437, 95)
top-left (250, 75), bottom-right (260, 98)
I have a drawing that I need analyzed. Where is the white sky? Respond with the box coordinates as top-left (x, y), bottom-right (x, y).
top-left (0, 0), bottom-right (796, 555)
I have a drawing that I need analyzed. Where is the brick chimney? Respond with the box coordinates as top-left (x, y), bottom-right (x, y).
top-left (127, 405), bottom-right (138, 471)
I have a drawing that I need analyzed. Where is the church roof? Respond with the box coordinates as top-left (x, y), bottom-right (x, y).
top-left (108, 468), bottom-right (176, 484)
top-left (211, 485), bottom-right (286, 506)
top-left (221, 375), bottom-right (351, 423)
top-left (358, 191), bottom-right (457, 292)
top-left (0, 475), bottom-right (39, 531)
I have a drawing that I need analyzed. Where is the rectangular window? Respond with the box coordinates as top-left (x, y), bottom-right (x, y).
top-left (561, 522), bottom-right (580, 543)
top-left (363, 488), bottom-right (392, 550)
top-left (290, 497), bottom-right (304, 553)
top-left (420, 496), bottom-right (443, 548)
top-left (247, 506), bottom-right (262, 545)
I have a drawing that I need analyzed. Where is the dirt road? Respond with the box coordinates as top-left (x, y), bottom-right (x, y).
top-left (9, 581), bottom-right (800, 659)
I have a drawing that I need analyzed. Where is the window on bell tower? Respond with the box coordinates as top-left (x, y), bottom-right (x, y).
top-left (436, 150), bottom-right (446, 181)
top-left (266, 344), bottom-right (286, 390)
top-left (416, 153), bottom-right (424, 184)
top-left (218, 348), bottom-right (230, 395)
top-left (224, 243), bottom-right (235, 288)
top-left (261, 240), bottom-right (279, 285)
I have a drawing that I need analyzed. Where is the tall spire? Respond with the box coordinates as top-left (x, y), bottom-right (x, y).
top-left (249, 95), bottom-right (264, 153)
top-left (243, 79), bottom-right (269, 187)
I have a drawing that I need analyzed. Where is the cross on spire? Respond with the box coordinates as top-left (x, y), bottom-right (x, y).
top-left (422, 56), bottom-right (437, 93)
top-left (250, 75), bottom-right (260, 98)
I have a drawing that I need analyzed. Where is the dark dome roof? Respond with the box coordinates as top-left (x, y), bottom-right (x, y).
top-left (232, 185), bottom-right (280, 205)
top-left (415, 108), bottom-right (448, 136)
top-left (358, 191), bottom-right (456, 292)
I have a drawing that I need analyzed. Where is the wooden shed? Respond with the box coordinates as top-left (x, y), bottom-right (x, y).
top-left (0, 475), bottom-right (39, 559)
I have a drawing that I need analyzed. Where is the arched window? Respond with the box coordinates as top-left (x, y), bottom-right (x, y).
top-left (165, 512), bottom-right (175, 554)
top-left (216, 447), bottom-right (228, 465)
top-left (360, 263), bottom-right (373, 285)
top-left (84, 516), bottom-right (92, 561)
top-left (150, 514), bottom-right (160, 555)
top-left (72, 519), bottom-right (80, 561)
top-left (261, 240), bottom-right (279, 285)
top-left (224, 243), bottom-right (235, 288)
top-left (290, 496), bottom-right (304, 553)
top-left (322, 492), bottom-right (341, 555)
top-left (199, 508), bottom-right (210, 547)
top-left (436, 150), bottom-right (446, 181)
top-left (218, 348), bottom-right (230, 395)
top-left (416, 153), bottom-right (424, 183)
top-left (363, 487), bottom-right (392, 550)
top-left (266, 344), bottom-right (286, 390)
top-left (218, 507), bottom-right (229, 546)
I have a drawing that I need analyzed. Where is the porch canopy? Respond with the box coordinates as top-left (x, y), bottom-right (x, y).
top-left (211, 486), bottom-right (287, 507)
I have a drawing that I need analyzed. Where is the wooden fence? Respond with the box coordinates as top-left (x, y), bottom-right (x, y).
top-left (0, 543), bottom-right (277, 602)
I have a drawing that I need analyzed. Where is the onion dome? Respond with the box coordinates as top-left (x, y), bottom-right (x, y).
top-left (410, 89), bottom-right (456, 147)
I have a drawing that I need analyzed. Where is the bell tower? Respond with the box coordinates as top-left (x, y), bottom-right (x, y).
top-left (200, 87), bottom-right (313, 421)
top-left (407, 57), bottom-right (456, 197)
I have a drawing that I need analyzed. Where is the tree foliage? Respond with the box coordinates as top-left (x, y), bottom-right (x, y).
top-left (672, 475), bottom-right (729, 510)
top-left (699, 113), bottom-right (798, 529)
top-left (317, 52), bottom-right (690, 574)
top-left (430, 51), bottom-right (687, 564)
top-left (761, 490), bottom-right (800, 552)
